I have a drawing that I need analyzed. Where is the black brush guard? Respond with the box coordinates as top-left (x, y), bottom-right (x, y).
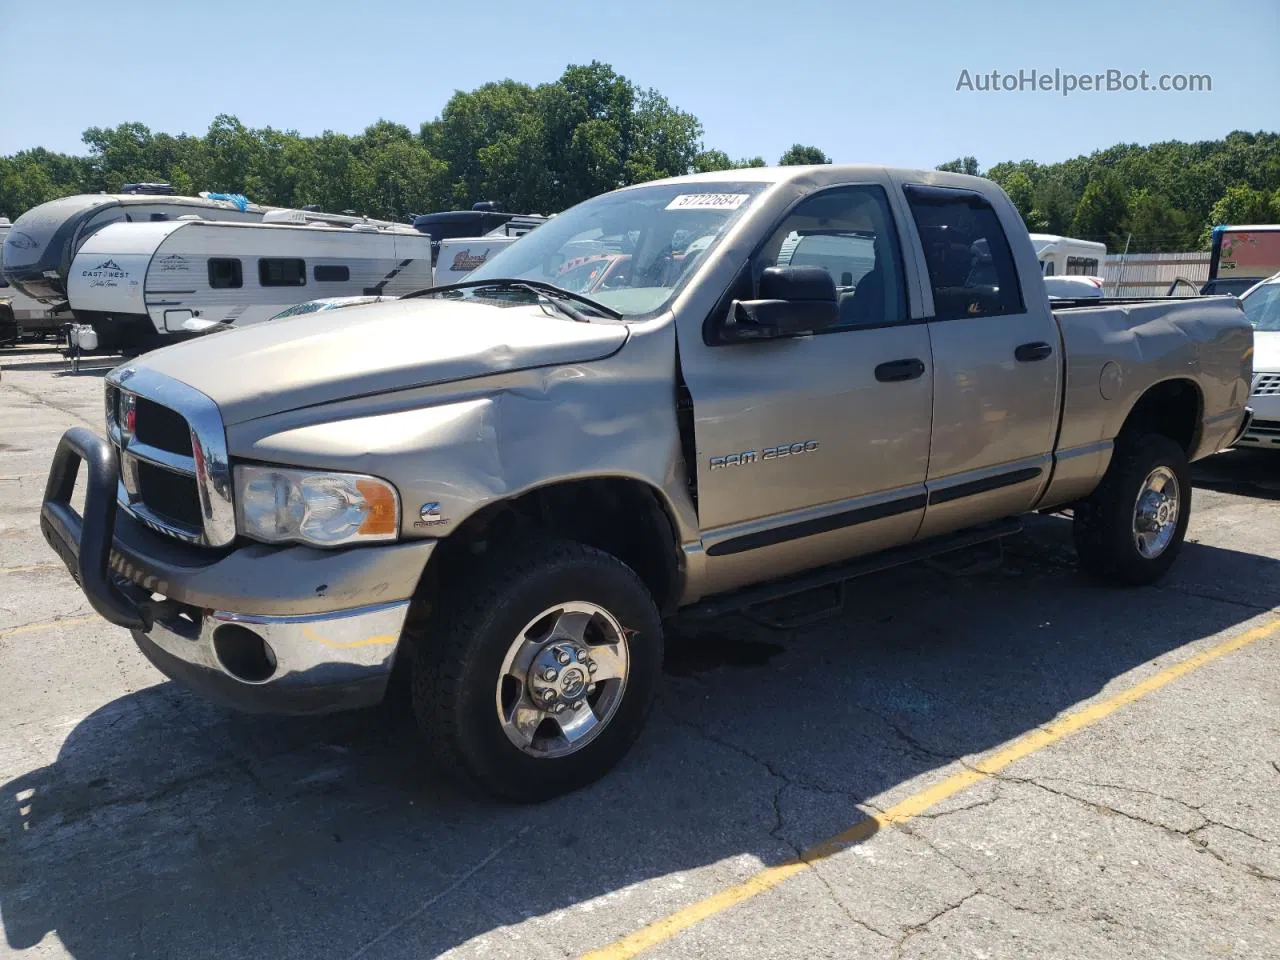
top-left (40, 427), bottom-right (149, 630)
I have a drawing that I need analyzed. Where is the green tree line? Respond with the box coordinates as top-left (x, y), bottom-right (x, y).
top-left (0, 62), bottom-right (825, 225)
top-left (1, 58), bottom-right (1274, 253)
top-left (940, 131), bottom-right (1280, 250)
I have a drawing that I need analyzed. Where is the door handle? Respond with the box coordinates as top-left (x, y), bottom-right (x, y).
top-left (1015, 342), bottom-right (1053, 362)
top-left (874, 358), bottom-right (926, 382)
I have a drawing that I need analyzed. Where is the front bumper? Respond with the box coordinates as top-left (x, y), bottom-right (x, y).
top-left (1236, 395), bottom-right (1280, 448)
top-left (40, 427), bottom-right (429, 714)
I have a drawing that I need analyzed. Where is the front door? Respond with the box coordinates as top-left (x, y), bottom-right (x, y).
top-left (678, 184), bottom-right (935, 597)
top-left (896, 182), bottom-right (1061, 539)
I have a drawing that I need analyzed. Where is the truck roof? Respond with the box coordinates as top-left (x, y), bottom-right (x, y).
top-left (635, 164), bottom-right (963, 188)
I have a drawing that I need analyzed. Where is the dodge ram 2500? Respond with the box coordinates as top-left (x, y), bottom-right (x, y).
top-left (41, 166), bottom-right (1253, 801)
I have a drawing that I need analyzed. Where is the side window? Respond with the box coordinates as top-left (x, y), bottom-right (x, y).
top-left (208, 258), bottom-right (243, 289)
top-left (904, 185), bottom-right (1024, 322)
top-left (1066, 256), bottom-right (1098, 276)
top-left (755, 185), bottom-right (908, 330)
top-left (314, 264), bottom-right (350, 282)
top-left (259, 258), bottom-right (306, 287)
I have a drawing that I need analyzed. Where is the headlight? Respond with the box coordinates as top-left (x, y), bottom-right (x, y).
top-left (234, 466), bottom-right (400, 546)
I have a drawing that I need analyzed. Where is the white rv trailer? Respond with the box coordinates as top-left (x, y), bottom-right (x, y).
top-left (432, 235), bottom-right (526, 286)
top-left (0, 217), bottom-right (61, 338)
top-left (67, 218), bottom-right (433, 349)
top-left (1028, 233), bottom-right (1107, 277)
top-left (1, 187), bottom-right (417, 321)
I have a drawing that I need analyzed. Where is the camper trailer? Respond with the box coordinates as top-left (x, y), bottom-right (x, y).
top-left (66, 218), bottom-right (433, 349)
top-left (1028, 233), bottom-right (1107, 277)
top-left (0, 186), bottom-right (414, 316)
top-left (0, 217), bottom-right (61, 339)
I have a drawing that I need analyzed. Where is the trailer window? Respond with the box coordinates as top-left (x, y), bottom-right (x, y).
top-left (259, 258), bottom-right (307, 287)
top-left (208, 258), bottom-right (243, 289)
top-left (1066, 256), bottom-right (1099, 275)
top-left (313, 264), bottom-right (350, 282)
top-left (904, 185), bottom-right (1025, 322)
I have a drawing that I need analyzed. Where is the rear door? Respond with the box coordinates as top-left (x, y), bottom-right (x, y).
top-left (679, 183), bottom-right (935, 597)
top-left (896, 181), bottom-right (1061, 538)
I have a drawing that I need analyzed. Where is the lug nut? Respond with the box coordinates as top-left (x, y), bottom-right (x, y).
top-left (576, 649), bottom-right (588, 663)
top-left (587, 660), bottom-right (597, 674)
top-left (587, 683), bottom-right (597, 694)
top-left (556, 651), bottom-right (570, 665)
top-left (553, 702), bottom-right (566, 713)
top-left (574, 700), bottom-right (586, 711)
top-left (543, 668), bottom-right (558, 681)
top-left (542, 689), bottom-right (556, 702)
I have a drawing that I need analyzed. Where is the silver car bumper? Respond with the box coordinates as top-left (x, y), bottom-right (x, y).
top-left (130, 598), bottom-right (412, 714)
top-left (1237, 394), bottom-right (1280, 448)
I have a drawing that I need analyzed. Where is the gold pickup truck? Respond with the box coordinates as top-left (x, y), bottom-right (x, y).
top-left (41, 166), bottom-right (1253, 801)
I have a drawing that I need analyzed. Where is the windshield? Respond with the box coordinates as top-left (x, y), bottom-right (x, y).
top-left (1242, 281), bottom-right (1280, 332)
top-left (463, 181), bottom-right (769, 318)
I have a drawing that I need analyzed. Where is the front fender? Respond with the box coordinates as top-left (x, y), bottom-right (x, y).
top-left (226, 362), bottom-right (699, 547)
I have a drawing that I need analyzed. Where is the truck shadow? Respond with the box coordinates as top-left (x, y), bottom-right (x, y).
top-left (1, 516), bottom-right (1273, 959)
top-left (1191, 448), bottom-right (1280, 502)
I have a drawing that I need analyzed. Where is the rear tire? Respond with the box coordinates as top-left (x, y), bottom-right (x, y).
top-left (411, 538), bottom-right (663, 802)
top-left (1073, 434), bottom-right (1190, 586)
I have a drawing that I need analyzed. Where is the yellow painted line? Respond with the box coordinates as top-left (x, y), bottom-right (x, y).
top-left (300, 625), bottom-right (398, 649)
top-left (0, 614), bottom-right (101, 640)
top-left (580, 617), bottom-right (1280, 960)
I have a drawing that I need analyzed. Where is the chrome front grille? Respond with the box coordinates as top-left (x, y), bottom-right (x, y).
top-left (1252, 373), bottom-right (1280, 397)
top-left (105, 367), bottom-right (236, 547)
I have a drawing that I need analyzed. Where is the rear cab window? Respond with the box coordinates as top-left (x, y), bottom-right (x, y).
top-left (904, 185), bottom-right (1024, 322)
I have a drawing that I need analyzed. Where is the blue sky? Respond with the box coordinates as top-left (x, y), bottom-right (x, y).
top-left (2, 0), bottom-right (1276, 170)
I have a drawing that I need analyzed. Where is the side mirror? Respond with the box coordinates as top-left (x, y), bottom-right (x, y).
top-left (722, 266), bottom-right (839, 341)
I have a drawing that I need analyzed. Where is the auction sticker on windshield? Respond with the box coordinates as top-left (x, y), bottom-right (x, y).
top-left (665, 193), bottom-right (751, 211)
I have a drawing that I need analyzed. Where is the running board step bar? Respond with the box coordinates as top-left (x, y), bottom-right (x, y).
top-left (682, 517), bottom-right (1024, 620)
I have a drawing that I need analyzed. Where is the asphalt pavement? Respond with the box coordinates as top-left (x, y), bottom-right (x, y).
top-left (0, 344), bottom-right (1276, 959)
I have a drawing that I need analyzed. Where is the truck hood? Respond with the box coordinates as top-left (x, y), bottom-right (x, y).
top-left (1253, 329), bottom-right (1280, 373)
top-left (128, 297), bottom-right (629, 425)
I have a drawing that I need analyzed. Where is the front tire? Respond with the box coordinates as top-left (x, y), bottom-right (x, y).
top-left (1073, 434), bottom-right (1191, 586)
top-left (411, 538), bottom-right (663, 802)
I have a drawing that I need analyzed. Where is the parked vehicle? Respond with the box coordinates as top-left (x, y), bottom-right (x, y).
top-left (1235, 271), bottom-right (1280, 448)
top-left (432, 235), bottom-right (526, 287)
top-left (264, 295), bottom-right (392, 321)
top-left (64, 217), bottom-right (432, 350)
top-left (1199, 277), bottom-right (1258, 297)
top-left (0, 187), bottom-right (413, 320)
top-left (0, 217), bottom-right (61, 339)
top-left (41, 166), bottom-right (1252, 802)
top-left (411, 202), bottom-right (546, 261)
top-left (1029, 233), bottom-right (1106, 277)
top-left (1044, 275), bottom-right (1104, 299)
top-left (0, 299), bottom-right (17, 347)
top-left (1208, 224), bottom-right (1280, 292)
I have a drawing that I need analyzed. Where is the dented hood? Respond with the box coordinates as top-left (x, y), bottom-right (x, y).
top-left (129, 297), bottom-right (629, 425)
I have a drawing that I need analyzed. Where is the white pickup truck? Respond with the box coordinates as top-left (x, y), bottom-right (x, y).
top-left (42, 166), bottom-right (1252, 801)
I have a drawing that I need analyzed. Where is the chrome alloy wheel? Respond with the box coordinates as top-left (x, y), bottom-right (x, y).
top-left (495, 602), bottom-right (630, 758)
top-left (1132, 465), bottom-right (1180, 559)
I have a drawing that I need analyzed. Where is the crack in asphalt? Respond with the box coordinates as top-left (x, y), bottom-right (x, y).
top-left (668, 716), bottom-right (896, 942)
top-left (889, 889), bottom-right (982, 960)
top-left (976, 768), bottom-right (1278, 885)
top-left (857, 706), bottom-right (958, 764)
top-left (0, 380), bottom-right (100, 430)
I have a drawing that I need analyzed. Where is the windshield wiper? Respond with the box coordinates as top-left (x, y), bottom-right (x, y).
top-left (407, 278), bottom-right (623, 321)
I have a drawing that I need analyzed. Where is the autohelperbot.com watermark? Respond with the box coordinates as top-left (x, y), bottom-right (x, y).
top-left (956, 68), bottom-right (1212, 96)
